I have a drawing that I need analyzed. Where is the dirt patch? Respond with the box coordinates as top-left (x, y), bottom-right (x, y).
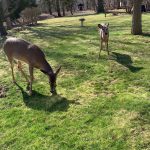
top-left (0, 85), bottom-right (7, 98)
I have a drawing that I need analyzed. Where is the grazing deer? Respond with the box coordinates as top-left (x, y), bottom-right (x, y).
top-left (3, 37), bottom-right (61, 95)
top-left (98, 23), bottom-right (109, 57)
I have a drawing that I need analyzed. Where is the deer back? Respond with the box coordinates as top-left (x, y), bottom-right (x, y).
top-left (3, 37), bottom-right (51, 72)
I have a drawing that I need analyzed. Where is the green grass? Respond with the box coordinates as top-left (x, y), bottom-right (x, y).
top-left (0, 13), bottom-right (150, 150)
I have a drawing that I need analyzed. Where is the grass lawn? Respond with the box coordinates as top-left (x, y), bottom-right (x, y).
top-left (0, 13), bottom-right (150, 150)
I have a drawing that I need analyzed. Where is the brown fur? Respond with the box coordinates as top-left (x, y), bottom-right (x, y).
top-left (3, 37), bottom-right (61, 95)
top-left (98, 23), bottom-right (109, 57)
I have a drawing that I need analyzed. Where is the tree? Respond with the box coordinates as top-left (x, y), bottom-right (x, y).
top-left (131, 0), bottom-right (142, 35)
top-left (62, 0), bottom-right (75, 16)
top-left (0, 0), bottom-right (20, 36)
top-left (11, 0), bottom-right (37, 20)
top-left (0, 0), bottom-right (37, 36)
top-left (125, 0), bottom-right (133, 13)
top-left (55, 0), bottom-right (62, 17)
top-left (0, 1), bottom-right (7, 36)
top-left (45, 0), bottom-right (53, 15)
top-left (97, 0), bottom-right (105, 13)
top-left (61, 0), bottom-right (66, 16)
top-left (116, 0), bottom-right (120, 9)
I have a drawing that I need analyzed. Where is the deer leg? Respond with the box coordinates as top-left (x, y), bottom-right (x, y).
top-left (28, 65), bottom-right (33, 96)
top-left (10, 61), bottom-right (16, 83)
top-left (7, 57), bottom-right (16, 83)
top-left (107, 42), bottom-right (109, 55)
top-left (99, 40), bottom-right (102, 58)
top-left (18, 61), bottom-right (29, 83)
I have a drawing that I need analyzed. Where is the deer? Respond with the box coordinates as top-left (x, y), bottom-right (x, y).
top-left (3, 37), bottom-right (61, 96)
top-left (98, 23), bottom-right (109, 58)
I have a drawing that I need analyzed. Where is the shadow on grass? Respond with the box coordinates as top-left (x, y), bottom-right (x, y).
top-left (25, 25), bottom-right (97, 42)
top-left (15, 83), bottom-right (79, 112)
top-left (141, 33), bottom-right (150, 37)
top-left (137, 103), bottom-right (150, 125)
top-left (67, 12), bottom-right (97, 18)
top-left (111, 52), bottom-right (143, 73)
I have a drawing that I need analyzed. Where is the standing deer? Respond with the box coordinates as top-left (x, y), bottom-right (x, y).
top-left (3, 37), bottom-right (61, 95)
top-left (98, 23), bottom-right (109, 58)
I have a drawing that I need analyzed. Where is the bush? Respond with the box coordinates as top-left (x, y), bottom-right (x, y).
top-left (20, 7), bottom-right (40, 25)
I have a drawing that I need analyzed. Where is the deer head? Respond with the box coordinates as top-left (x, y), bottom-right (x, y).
top-left (98, 23), bottom-right (109, 36)
top-left (48, 66), bottom-right (61, 94)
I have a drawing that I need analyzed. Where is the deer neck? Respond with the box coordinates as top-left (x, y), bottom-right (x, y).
top-left (41, 61), bottom-right (54, 76)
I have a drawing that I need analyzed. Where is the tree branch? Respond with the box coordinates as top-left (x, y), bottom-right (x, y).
top-left (4, 0), bottom-right (21, 19)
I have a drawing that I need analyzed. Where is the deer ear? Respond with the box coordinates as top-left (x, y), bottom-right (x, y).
top-left (55, 66), bottom-right (61, 76)
top-left (107, 23), bottom-right (109, 27)
top-left (98, 24), bottom-right (102, 28)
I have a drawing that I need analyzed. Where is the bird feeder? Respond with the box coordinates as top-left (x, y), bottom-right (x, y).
top-left (79, 18), bottom-right (85, 27)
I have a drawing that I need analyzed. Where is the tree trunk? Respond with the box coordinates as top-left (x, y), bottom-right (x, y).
top-left (62, 2), bottom-right (65, 16)
top-left (56, 0), bottom-right (61, 17)
top-left (0, 21), bottom-right (7, 36)
top-left (70, 6), bottom-right (73, 15)
top-left (48, 5), bottom-right (53, 15)
top-left (0, 1), bottom-right (7, 36)
top-left (46, 0), bottom-right (53, 15)
top-left (48, 8), bottom-right (53, 15)
top-left (6, 17), bottom-right (12, 29)
top-left (97, 0), bottom-right (104, 13)
top-left (131, 0), bottom-right (142, 35)
top-left (116, 0), bottom-right (120, 9)
top-left (92, 0), bottom-right (97, 11)
top-left (62, 8), bottom-right (65, 16)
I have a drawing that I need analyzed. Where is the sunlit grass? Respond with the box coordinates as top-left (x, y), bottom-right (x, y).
top-left (0, 13), bottom-right (150, 150)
